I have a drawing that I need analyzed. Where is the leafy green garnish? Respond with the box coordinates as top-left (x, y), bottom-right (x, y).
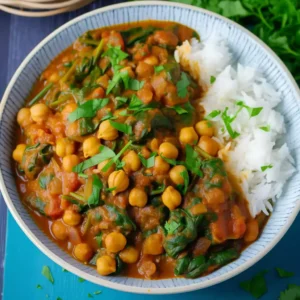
top-left (236, 101), bottom-right (263, 118)
top-left (176, 72), bottom-right (190, 98)
top-left (68, 98), bottom-right (109, 122)
top-left (109, 120), bottom-right (132, 135)
top-left (28, 83), bottom-right (53, 106)
top-left (93, 290), bottom-right (102, 295)
top-left (150, 183), bottom-right (166, 195)
top-left (100, 112), bottom-right (117, 121)
top-left (276, 267), bottom-right (294, 278)
top-left (210, 75), bottom-right (216, 84)
top-left (78, 277), bottom-right (85, 283)
top-left (221, 107), bottom-right (240, 139)
top-left (115, 96), bottom-right (128, 108)
top-left (185, 144), bottom-right (203, 177)
top-left (170, 105), bottom-right (188, 115)
top-left (88, 293), bottom-right (93, 298)
top-left (87, 175), bottom-right (103, 206)
top-left (260, 125), bottom-right (270, 132)
top-left (165, 220), bottom-right (182, 235)
top-left (73, 145), bottom-right (115, 173)
top-left (138, 152), bottom-right (156, 168)
top-left (261, 164), bottom-right (273, 172)
top-left (41, 266), bottom-right (54, 284)
top-left (95, 232), bottom-right (103, 247)
top-left (102, 45), bottom-right (128, 69)
top-left (128, 94), bottom-right (157, 113)
top-left (178, 170), bottom-right (189, 195)
top-left (205, 110), bottom-right (221, 120)
top-left (154, 65), bottom-right (165, 73)
top-left (160, 155), bottom-right (178, 166)
top-left (36, 284), bottom-right (42, 289)
top-left (240, 271), bottom-right (268, 299)
top-left (38, 174), bottom-right (54, 189)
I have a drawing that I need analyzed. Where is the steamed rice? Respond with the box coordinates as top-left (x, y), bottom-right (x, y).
top-left (175, 36), bottom-right (296, 217)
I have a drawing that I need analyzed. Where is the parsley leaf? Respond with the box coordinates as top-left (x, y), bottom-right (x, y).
top-left (240, 271), bottom-right (268, 299)
top-left (138, 152), bottom-right (156, 168)
top-left (276, 267), bottom-right (294, 278)
top-left (176, 72), bottom-right (190, 98)
top-left (73, 145), bottom-right (115, 173)
top-left (68, 98), bottom-right (109, 122)
top-left (41, 266), bottom-right (54, 284)
top-left (109, 120), bottom-right (132, 135)
top-left (261, 164), bottom-right (273, 172)
top-left (87, 175), bottom-right (103, 206)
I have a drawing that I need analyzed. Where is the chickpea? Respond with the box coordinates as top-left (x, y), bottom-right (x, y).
top-left (97, 120), bottom-right (118, 141)
top-left (96, 255), bottom-right (116, 276)
top-left (17, 108), bottom-right (33, 127)
top-left (30, 103), bottom-right (50, 123)
top-left (149, 138), bottom-right (159, 152)
top-left (158, 142), bottom-right (178, 159)
top-left (205, 188), bottom-right (225, 204)
top-left (144, 55), bottom-right (159, 66)
top-left (153, 156), bottom-right (170, 175)
top-left (195, 120), bottom-right (214, 137)
top-left (122, 150), bottom-right (141, 173)
top-left (137, 88), bottom-right (153, 104)
top-left (162, 186), bottom-right (182, 210)
top-left (108, 170), bottom-right (129, 195)
top-left (12, 144), bottom-right (26, 163)
top-left (190, 203), bottom-right (207, 215)
top-left (55, 138), bottom-right (75, 157)
top-left (97, 159), bottom-right (115, 178)
top-left (63, 209), bottom-right (82, 226)
top-left (51, 220), bottom-right (68, 241)
top-left (83, 136), bottom-right (100, 158)
top-left (169, 165), bottom-right (187, 185)
top-left (62, 154), bottom-right (80, 172)
top-left (119, 247), bottom-right (139, 264)
top-left (136, 61), bottom-right (154, 78)
top-left (61, 103), bottom-right (77, 121)
top-left (179, 127), bottom-right (198, 145)
top-left (244, 219), bottom-right (259, 242)
top-left (49, 72), bottom-right (60, 83)
top-left (139, 260), bottom-right (157, 278)
top-left (74, 243), bottom-right (93, 262)
top-left (198, 136), bottom-right (219, 156)
top-left (143, 233), bottom-right (164, 255)
top-left (129, 187), bottom-right (148, 208)
top-left (105, 232), bottom-right (127, 253)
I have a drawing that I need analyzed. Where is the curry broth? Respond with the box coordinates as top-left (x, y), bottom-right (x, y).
top-left (14, 20), bottom-right (263, 280)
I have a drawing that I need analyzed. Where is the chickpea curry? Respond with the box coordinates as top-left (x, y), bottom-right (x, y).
top-left (13, 21), bottom-right (264, 280)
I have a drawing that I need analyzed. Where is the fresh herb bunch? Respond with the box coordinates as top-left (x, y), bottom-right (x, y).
top-left (169, 0), bottom-right (300, 84)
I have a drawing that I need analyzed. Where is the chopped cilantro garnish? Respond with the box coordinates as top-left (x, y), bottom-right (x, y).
top-left (276, 267), bottom-right (294, 278)
top-left (36, 284), bottom-right (42, 289)
top-left (87, 175), bottom-right (103, 206)
top-left (109, 120), bottom-right (132, 135)
top-left (240, 270), bottom-right (268, 299)
top-left (102, 45), bottom-right (128, 69)
top-left (176, 72), bottom-right (190, 98)
top-left (171, 105), bottom-right (188, 115)
top-left (236, 101), bottom-right (263, 118)
top-left (154, 65), bottom-right (165, 73)
top-left (115, 96), bottom-right (128, 108)
top-left (165, 220), bottom-right (181, 234)
top-left (177, 170), bottom-right (189, 195)
top-left (62, 268), bottom-right (68, 272)
top-left (205, 110), bottom-right (221, 120)
top-left (78, 173), bottom-right (88, 179)
top-left (41, 266), bottom-right (54, 284)
top-left (279, 284), bottom-right (300, 300)
top-left (160, 155), bottom-right (178, 166)
top-left (93, 290), bottom-right (102, 295)
top-left (185, 144), bottom-right (203, 177)
top-left (261, 165), bottom-right (273, 172)
top-left (95, 232), bottom-right (103, 247)
top-left (68, 98), bottom-right (109, 122)
top-left (88, 293), bottom-right (94, 298)
top-left (210, 75), bottom-right (216, 84)
top-left (259, 125), bottom-right (270, 132)
top-left (150, 183), bottom-right (166, 195)
top-left (138, 152), bottom-right (156, 168)
top-left (100, 112), bottom-right (117, 121)
top-left (78, 277), bottom-right (86, 283)
top-left (221, 107), bottom-right (240, 139)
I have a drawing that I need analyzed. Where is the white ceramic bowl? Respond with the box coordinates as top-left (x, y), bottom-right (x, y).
top-left (0, 1), bottom-right (299, 294)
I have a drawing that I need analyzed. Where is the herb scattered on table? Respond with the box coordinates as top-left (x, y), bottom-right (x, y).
top-left (279, 284), bottom-right (300, 300)
top-left (93, 290), bottom-right (102, 295)
top-left (41, 266), bottom-right (54, 284)
top-left (78, 277), bottom-right (86, 283)
top-left (276, 267), bottom-right (295, 278)
top-left (36, 284), bottom-right (42, 289)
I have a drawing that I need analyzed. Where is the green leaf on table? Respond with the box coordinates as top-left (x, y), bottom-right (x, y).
top-left (276, 267), bottom-right (294, 278)
top-left (279, 284), bottom-right (300, 300)
top-left (93, 290), bottom-right (102, 295)
top-left (36, 284), bottom-right (42, 289)
top-left (240, 270), bottom-right (268, 299)
top-left (68, 98), bottom-right (109, 122)
top-left (78, 277), bottom-right (85, 283)
top-left (41, 266), bottom-right (54, 284)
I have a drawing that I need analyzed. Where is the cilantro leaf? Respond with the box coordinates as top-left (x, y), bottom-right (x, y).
top-left (276, 267), bottom-right (294, 278)
top-left (93, 290), bottom-right (102, 295)
top-left (236, 101), bottom-right (263, 118)
top-left (154, 65), bottom-right (165, 73)
top-left (38, 174), bottom-right (54, 189)
top-left (78, 277), bottom-right (86, 283)
top-left (205, 110), bottom-right (221, 119)
top-left (185, 144), bottom-right (203, 177)
top-left (138, 152), bottom-right (156, 168)
top-left (87, 175), bottom-right (103, 206)
top-left (221, 107), bottom-right (240, 139)
top-left (261, 164), bottom-right (273, 172)
top-left (73, 145), bottom-right (115, 173)
top-left (279, 284), bottom-right (300, 300)
top-left (176, 72), bottom-right (190, 98)
top-left (210, 75), bottom-right (216, 84)
top-left (171, 105), bottom-right (188, 115)
top-left (165, 220), bottom-right (181, 234)
top-left (177, 169), bottom-right (189, 195)
top-left (95, 232), bottom-right (103, 247)
top-left (100, 112), bottom-right (117, 121)
top-left (115, 96), bottom-right (128, 108)
top-left (68, 98), bottom-right (109, 122)
top-left (102, 45), bottom-right (128, 68)
top-left (150, 183), bottom-right (166, 195)
top-left (240, 271), bottom-right (268, 299)
top-left (109, 120), bottom-right (132, 135)
top-left (160, 155), bottom-right (178, 166)
top-left (128, 94), bottom-right (157, 113)
top-left (259, 125), bottom-right (270, 132)
top-left (41, 266), bottom-right (54, 284)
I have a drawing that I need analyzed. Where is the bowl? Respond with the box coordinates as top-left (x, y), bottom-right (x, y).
top-left (0, 1), bottom-right (299, 294)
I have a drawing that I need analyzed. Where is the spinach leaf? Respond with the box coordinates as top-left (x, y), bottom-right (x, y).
top-left (186, 255), bottom-right (209, 278)
top-left (185, 144), bottom-right (203, 177)
top-left (109, 120), bottom-right (132, 135)
top-left (95, 232), bottom-right (103, 248)
top-left (174, 256), bottom-right (191, 276)
top-left (38, 174), bottom-right (54, 189)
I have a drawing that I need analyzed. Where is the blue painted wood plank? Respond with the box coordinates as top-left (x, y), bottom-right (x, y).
top-left (4, 212), bottom-right (300, 299)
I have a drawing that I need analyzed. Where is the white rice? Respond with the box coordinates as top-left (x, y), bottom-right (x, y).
top-left (175, 36), bottom-right (296, 217)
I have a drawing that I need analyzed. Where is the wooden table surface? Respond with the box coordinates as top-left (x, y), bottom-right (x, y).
top-left (0, 3), bottom-right (299, 299)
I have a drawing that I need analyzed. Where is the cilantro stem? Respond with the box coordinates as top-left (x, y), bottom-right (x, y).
top-left (80, 38), bottom-right (99, 46)
top-left (69, 192), bottom-right (85, 202)
top-left (195, 146), bottom-right (213, 160)
top-left (92, 39), bottom-right (104, 66)
top-left (60, 59), bottom-right (78, 83)
top-left (28, 83), bottom-right (53, 106)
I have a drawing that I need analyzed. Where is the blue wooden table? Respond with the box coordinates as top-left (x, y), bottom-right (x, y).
top-left (0, 2), bottom-right (299, 299)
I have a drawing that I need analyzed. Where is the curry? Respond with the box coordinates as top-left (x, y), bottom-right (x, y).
top-left (13, 21), bottom-right (265, 279)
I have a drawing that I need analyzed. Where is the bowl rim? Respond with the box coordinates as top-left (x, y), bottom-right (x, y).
top-left (1, 0), bottom-right (299, 295)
